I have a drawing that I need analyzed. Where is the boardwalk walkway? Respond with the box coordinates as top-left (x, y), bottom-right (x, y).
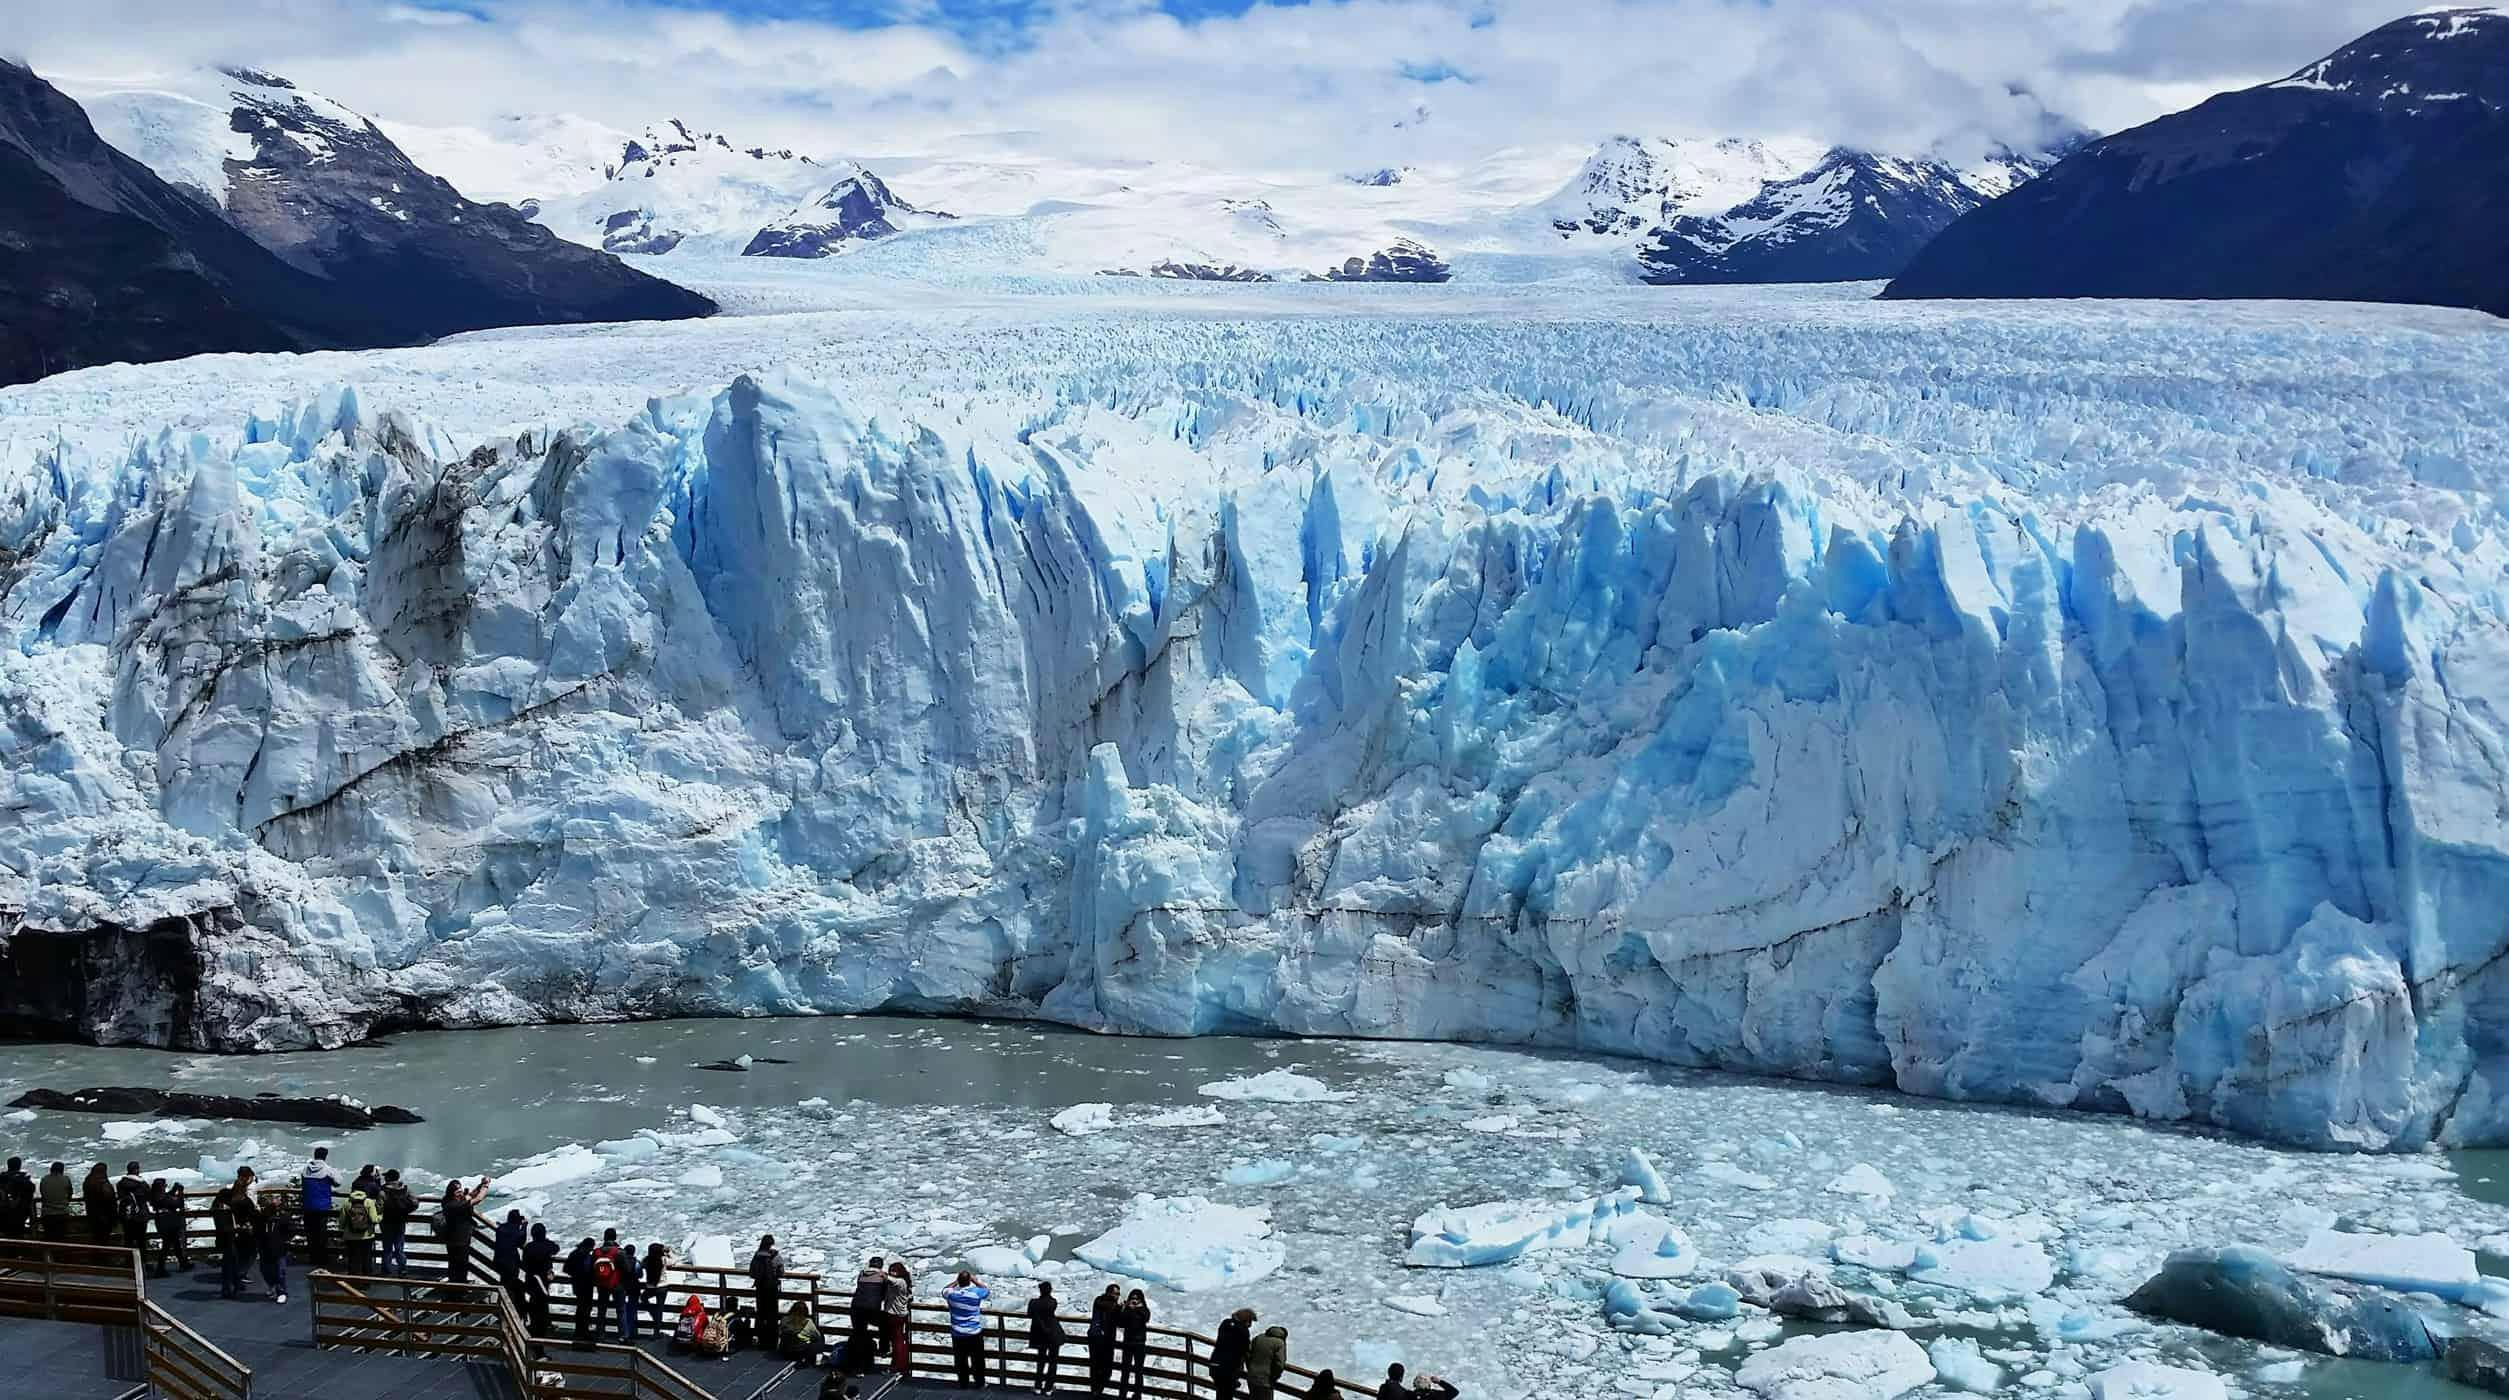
top-left (1, 1196), bottom-right (1360, 1400)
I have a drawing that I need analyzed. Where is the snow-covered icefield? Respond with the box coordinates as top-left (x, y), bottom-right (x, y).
top-left (5, 1019), bottom-right (2509, 1400)
top-left (7, 273), bottom-right (2509, 1159)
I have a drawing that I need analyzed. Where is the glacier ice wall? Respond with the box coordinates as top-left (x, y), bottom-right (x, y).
top-left (4, 305), bottom-right (2509, 1150)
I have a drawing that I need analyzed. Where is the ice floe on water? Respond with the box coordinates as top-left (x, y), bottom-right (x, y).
top-left (261, 1035), bottom-right (2509, 1397)
top-left (1197, 1070), bottom-right (1356, 1104)
top-left (1075, 1196), bottom-right (1284, 1293)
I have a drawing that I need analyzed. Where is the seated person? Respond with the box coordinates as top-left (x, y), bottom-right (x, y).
top-left (672, 1294), bottom-right (709, 1353)
top-left (693, 1298), bottom-right (735, 1359)
top-left (779, 1300), bottom-right (821, 1361)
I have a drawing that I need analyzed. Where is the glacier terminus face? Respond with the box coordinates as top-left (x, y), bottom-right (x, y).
top-left (2, 283), bottom-right (2505, 1152)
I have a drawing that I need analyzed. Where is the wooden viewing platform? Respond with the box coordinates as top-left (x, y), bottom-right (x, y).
top-left (0, 1193), bottom-right (1370, 1399)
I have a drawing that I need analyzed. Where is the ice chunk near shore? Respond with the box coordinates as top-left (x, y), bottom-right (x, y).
top-left (1735, 1331), bottom-right (1934, 1400)
top-left (1406, 1189), bottom-right (1642, 1268)
top-left (2287, 1229), bottom-right (2479, 1301)
top-left (1197, 1070), bottom-right (1353, 1103)
top-left (2086, 1361), bottom-right (2228, 1400)
top-left (1075, 1196), bottom-right (1282, 1292)
top-left (1621, 1147), bottom-right (1672, 1204)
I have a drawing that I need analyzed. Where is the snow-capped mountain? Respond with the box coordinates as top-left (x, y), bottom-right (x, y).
top-left (1886, 7), bottom-right (2509, 314)
top-left (0, 60), bottom-right (384, 385)
top-left (401, 114), bottom-right (949, 260)
top-left (1638, 146), bottom-right (2055, 285)
top-left (743, 166), bottom-right (952, 258)
top-left (1537, 135), bottom-right (1827, 240)
top-left (62, 66), bottom-right (712, 340)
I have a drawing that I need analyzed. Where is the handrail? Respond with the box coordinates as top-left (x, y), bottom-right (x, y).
top-left (140, 1297), bottom-right (253, 1400)
top-left (313, 1268), bottom-right (720, 1400)
top-left (178, 1193), bottom-right (1365, 1397)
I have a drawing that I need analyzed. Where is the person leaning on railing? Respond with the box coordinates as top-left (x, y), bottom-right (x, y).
top-left (1244, 1323), bottom-right (1290, 1400)
top-left (1209, 1307), bottom-right (1255, 1399)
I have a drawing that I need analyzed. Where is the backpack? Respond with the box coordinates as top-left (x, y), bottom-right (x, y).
top-left (594, 1246), bottom-right (622, 1291)
top-left (380, 1184), bottom-right (415, 1227)
top-left (118, 1181), bottom-right (150, 1226)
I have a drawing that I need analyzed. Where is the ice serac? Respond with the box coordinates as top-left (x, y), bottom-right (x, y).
top-left (3, 309), bottom-right (2508, 1151)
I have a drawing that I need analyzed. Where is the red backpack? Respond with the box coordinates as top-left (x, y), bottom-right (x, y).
top-left (594, 1246), bottom-right (622, 1290)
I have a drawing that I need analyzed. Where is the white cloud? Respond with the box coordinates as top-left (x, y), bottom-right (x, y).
top-left (6, 0), bottom-right (2409, 170)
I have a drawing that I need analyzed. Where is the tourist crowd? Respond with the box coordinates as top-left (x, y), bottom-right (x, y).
top-left (2, 1149), bottom-right (1465, 1398)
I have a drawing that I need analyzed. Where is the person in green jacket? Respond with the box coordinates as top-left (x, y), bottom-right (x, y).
top-left (1245, 1325), bottom-right (1291, 1400)
top-left (38, 1162), bottom-right (73, 1241)
top-left (340, 1187), bottom-right (379, 1275)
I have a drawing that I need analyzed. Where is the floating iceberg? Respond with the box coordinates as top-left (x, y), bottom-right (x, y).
top-left (1406, 1189), bottom-right (1644, 1268)
top-left (1197, 1071), bottom-right (1353, 1104)
top-left (1074, 1195), bottom-right (1282, 1293)
top-left (2286, 1229), bottom-right (2480, 1301)
top-left (2086, 1361), bottom-right (2228, 1400)
top-left (1735, 1331), bottom-right (1935, 1400)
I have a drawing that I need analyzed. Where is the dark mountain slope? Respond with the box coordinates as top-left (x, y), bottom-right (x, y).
top-left (1884, 8), bottom-right (2509, 315)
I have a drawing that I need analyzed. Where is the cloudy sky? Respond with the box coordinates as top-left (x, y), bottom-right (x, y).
top-left (8, 0), bottom-right (2424, 167)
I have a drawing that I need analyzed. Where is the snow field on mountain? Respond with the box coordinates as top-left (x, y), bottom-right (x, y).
top-left (4, 287), bottom-right (2509, 1152)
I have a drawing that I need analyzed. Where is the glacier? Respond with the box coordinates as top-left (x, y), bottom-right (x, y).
top-left (2, 286), bottom-right (2507, 1151)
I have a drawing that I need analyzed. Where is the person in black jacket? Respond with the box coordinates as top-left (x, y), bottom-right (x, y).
top-left (523, 1224), bottom-right (560, 1335)
top-left (377, 1171), bottom-right (418, 1276)
top-left (115, 1162), bottom-right (152, 1260)
top-left (150, 1180), bottom-right (190, 1277)
top-left (1085, 1286), bottom-right (1120, 1396)
top-left (211, 1186), bottom-right (244, 1298)
top-left (847, 1255), bottom-right (889, 1356)
top-left (563, 1238), bottom-right (598, 1346)
top-left (1375, 1364), bottom-right (1457, 1400)
top-left (1026, 1281), bottom-right (1067, 1393)
top-left (0, 1157), bottom-right (32, 1238)
top-left (1117, 1290), bottom-right (1151, 1399)
top-left (1209, 1308), bottom-right (1255, 1400)
top-left (82, 1163), bottom-right (116, 1246)
top-left (494, 1210), bottom-right (530, 1315)
top-left (750, 1235), bottom-right (784, 1329)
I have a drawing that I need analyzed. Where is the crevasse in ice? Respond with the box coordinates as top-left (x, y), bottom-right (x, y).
top-left (3, 300), bottom-right (2506, 1151)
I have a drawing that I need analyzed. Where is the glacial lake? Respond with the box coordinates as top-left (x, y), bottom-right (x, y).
top-left (2, 1017), bottom-right (2502, 1400)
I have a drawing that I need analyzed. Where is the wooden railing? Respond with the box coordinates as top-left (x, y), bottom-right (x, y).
top-left (311, 1271), bottom-right (714, 1400)
top-left (140, 1298), bottom-right (254, 1400)
top-left (161, 1193), bottom-right (1360, 1399)
top-left (0, 1238), bottom-right (251, 1398)
top-left (0, 1236), bottom-right (145, 1325)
